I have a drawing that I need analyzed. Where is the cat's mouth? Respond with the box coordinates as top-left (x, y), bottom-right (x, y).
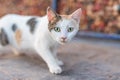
top-left (61, 40), bottom-right (66, 43)
top-left (58, 40), bottom-right (68, 44)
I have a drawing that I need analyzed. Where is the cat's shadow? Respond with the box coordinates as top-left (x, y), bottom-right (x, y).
top-left (0, 51), bottom-right (47, 69)
top-left (22, 53), bottom-right (75, 76)
top-left (0, 51), bottom-right (76, 76)
top-left (18, 52), bottom-right (47, 68)
top-left (16, 53), bottom-right (76, 76)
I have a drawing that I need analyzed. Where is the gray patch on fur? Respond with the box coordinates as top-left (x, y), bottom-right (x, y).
top-left (27, 17), bottom-right (37, 33)
top-left (0, 28), bottom-right (9, 46)
top-left (12, 24), bottom-right (17, 32)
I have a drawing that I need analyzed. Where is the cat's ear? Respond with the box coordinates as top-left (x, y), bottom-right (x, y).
top-left (47, 7), bottom-right (59, 22)
top-left (70, 8), bottom-right (82, 23)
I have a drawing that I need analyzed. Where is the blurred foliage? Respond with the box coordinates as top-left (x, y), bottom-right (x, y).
top-left (57, 0), bottom-right (120, 34)
top-left (0, 0), bottom-right (51, 17)
top-left (0, 0), bottom-right (120, 34)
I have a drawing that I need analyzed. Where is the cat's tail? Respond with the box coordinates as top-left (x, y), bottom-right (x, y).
top-left (0, 28), bottom-right (9, 48)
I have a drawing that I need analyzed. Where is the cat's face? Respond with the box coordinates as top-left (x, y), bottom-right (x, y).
top-left (47, 7), bottom-right (82, 44)
top-left (50, 17), bottom-right (79, 44)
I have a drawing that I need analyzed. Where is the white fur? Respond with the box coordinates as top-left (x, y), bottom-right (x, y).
top-left (0, 8), bottom-right (82, 74)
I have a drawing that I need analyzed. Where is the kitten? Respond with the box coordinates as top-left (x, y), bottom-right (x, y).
top-left (0, 7), bottom-right (82, 74)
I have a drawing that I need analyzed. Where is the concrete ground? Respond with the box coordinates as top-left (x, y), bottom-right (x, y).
top-left (0, 37), bottom-right (120, 80)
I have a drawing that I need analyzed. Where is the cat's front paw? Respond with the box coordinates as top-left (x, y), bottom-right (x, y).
top-left (49, 66), bottom-right (62, 74)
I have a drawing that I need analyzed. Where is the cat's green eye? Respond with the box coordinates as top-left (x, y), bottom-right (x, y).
top-left (54, 27), bottom-right (61, 32)
top-left (68, 27), bottom-right (74, 32)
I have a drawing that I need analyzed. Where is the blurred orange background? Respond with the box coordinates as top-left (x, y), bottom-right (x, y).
top-left (0, 0), bottom-right (52, 16)
top-left (0, 0), bottom-right (120, 34)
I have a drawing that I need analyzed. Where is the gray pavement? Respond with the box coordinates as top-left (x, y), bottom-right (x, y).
top-left (0, 37), bottom-right (120, 80)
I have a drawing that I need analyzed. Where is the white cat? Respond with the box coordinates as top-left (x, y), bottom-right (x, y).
top-left (0, 7), bottom-right (82, 74)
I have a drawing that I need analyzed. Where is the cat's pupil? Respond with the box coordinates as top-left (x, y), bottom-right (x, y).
top-left (54, 27), bottom-right (60, 32)
top-left (68, 27), bottom-right (74, 32)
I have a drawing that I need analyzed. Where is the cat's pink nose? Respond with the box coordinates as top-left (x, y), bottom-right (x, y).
top-left (61, 37), bottom-right (67, 41)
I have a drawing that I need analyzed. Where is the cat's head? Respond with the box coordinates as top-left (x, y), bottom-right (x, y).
top-left (47, 7), bottom-right (82, 44)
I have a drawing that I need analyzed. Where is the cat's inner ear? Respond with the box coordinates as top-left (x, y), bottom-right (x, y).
top-left (47, 7), bottom-right (60, 23)
top-left (70, 8), bottom-right (82, 23)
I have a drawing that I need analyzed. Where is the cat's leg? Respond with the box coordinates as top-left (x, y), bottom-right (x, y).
top-left (50, 46), bottom-right (64, 66)
top-left (10, 46), bottom-right (20, 56)
top-left (34, 44), bottom-right (62, 74)
top-left (55, 55), bottom-right (64, 66)
top-left (52, 49), bottom-right (64, 66)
